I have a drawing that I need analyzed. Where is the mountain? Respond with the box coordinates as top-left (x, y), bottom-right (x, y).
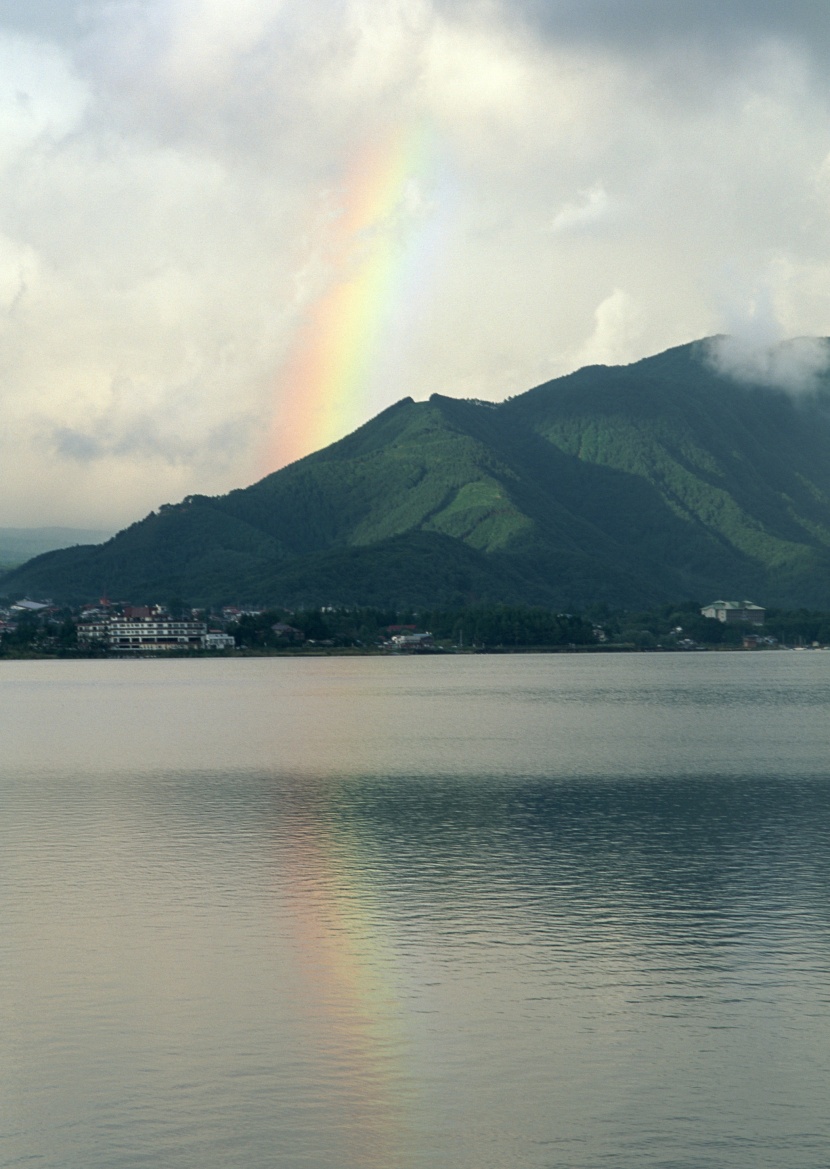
top-left (6, 338), bottom-right (830, 609)
top-left (0, 527), bottom-right (114, 570)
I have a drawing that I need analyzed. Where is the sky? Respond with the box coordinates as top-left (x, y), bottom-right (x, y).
top-left (4, 1), bottom-right (830, 527)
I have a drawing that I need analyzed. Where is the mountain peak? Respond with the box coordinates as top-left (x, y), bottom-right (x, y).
top-left (6, 339), bottom-right (830, 608)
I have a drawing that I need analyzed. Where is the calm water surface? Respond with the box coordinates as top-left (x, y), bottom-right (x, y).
top-left (3, 653), bottom-right (830, 1168)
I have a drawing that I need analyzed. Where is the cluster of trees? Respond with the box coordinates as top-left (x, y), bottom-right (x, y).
top-left (420, 605), bottom-right (595, 647)
top-left (586, 601), bottom-right (744, 648)
top-left (587, 601), bottom-right (830, 647)
top-left (232, 604), bottom-right (596, 650)
top-left (232, 608), bottom-right (357, 649)
top-left (0, 611), bottom-right (78, 656)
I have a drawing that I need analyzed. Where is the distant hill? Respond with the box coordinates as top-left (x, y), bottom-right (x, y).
top-left (6, 338), bottom-right (830, 608)
top-left (0, 527), bottom-right (114, 571)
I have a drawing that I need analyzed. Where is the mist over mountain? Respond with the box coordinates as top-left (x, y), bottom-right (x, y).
top-left (6, 339), bottom-right (830, 610)
top-left (0, 528), bottom-right (114, 570)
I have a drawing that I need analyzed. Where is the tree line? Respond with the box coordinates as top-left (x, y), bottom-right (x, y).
top-left (7, 598), bottom-right (830, 656)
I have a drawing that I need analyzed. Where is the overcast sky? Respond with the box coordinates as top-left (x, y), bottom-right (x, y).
top-left (3, 0), bottom-right (830, 526)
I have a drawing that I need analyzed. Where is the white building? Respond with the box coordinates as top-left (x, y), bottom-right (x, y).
top-left (78, 615), bottom-right (207, 651)
top-left (701, 600), bottom-right (765, 625)
top-left (391, 631), bottom-right (434, 648)
top-left (204, 631), bottom-right (236, 650)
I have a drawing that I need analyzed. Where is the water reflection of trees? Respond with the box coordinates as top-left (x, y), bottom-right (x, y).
top-left (138, 769), bottom-right (830, 946)
top-left (318, 775), bottom-right (830, 944)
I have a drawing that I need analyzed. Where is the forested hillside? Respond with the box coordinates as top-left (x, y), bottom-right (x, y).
top-left (5, 339), bottom-right (830, 608)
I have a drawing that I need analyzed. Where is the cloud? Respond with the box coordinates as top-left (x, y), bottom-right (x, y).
top-left (706, 334), bottom-right (830, 394)
top-left (0, 31), bottom-right (87, 166)
top-left (703, 278), bottom-right (830, 392)
top-left (569, 288), bottom-right (644, 369)
top-left (482, 1), bottom-right (830, 59)
top-left (0, 0), bottom-right (87, 41)
top-left (549, 184), bottom-right (611, 234)
top-left (48, 381), bottom-right (256, 465)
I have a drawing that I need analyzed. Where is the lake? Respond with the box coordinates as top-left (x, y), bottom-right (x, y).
top-left (3, 653), bottom-right (830, 1168)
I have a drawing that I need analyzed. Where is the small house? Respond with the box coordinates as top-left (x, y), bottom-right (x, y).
top-left (271, 622), bottom-right (304, 642)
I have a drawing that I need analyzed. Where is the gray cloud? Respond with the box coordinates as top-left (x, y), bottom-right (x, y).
top-left (17, 0), bottom-right (830, 47)
top-left (0, 0), bottom-right (86, 40)
top-left (483, 1), bottom-right (830, 53)
top-left (52, 427), bottom-right (103, 461)
top-left (52, 413), bottom-right (255, 463)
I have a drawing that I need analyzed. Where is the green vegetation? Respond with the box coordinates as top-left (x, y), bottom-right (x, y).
top-left (0, 608), bottom-right (84, 657)
top-left (6, 595), bottom-right (830, 656)
top-left (584, 600), bottom-right (830, 649)
top-left (6, 340), bottom-right (830, 608)
top-left (230, 604), bottom-right (595, 650)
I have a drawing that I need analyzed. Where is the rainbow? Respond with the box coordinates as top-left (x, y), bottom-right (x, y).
top-left (280, 792), bottom-right (412, 1165)
top-left (265, 120), bottom-right (453, 471)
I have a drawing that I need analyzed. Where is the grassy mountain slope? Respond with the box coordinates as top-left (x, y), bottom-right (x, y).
top-left (6, 339), bottom-right (830, 607)
top-left (505, 341), bottom-right (830, 601)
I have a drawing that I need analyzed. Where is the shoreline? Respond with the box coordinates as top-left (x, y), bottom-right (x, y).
top-left (0, 644), bottom-right (810, 661)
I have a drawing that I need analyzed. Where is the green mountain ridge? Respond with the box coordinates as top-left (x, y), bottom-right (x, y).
top-left (6, 338), bottom-right (830, 608)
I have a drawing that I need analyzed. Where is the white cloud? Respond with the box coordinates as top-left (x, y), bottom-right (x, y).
top-left (161, 0), bottom-right (283, 91)
top-left (549, 184), bottom-right (611, 233)
top-left (0, 32), bottom-right (87, 166)
top-left (569, 288), bottom-right (645, 369)
top-left (703, 273), bottom-right (830, 392)
top-left (706, 334), bottom-right (830, 394)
